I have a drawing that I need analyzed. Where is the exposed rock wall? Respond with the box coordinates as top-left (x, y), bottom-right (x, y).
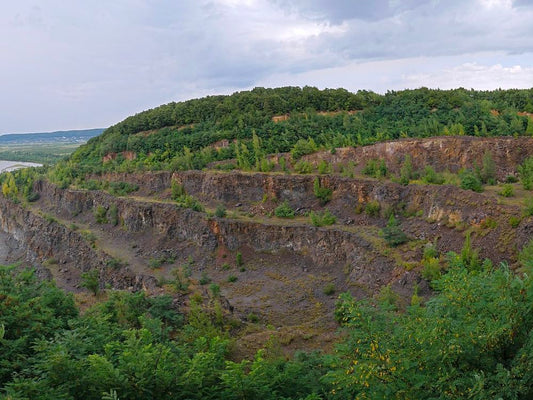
top-left (302, 136), bottom-right (533, 179)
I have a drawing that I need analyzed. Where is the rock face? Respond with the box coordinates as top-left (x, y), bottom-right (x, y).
top-left (0, 137), bottom-right (531, 345)
top-left (301, 136), bottom-right (533, 179)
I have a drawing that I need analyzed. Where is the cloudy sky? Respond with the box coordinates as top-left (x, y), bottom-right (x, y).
top-left (1, 0), bottom-right (533, 133)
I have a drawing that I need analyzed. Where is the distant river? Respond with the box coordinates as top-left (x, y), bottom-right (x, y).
top-left (0, 160), bottom-right (42, 173)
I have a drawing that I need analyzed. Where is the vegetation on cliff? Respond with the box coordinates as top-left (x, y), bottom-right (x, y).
top-left (47, 87), bottom-right (533, 186)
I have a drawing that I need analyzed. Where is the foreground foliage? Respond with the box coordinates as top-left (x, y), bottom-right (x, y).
top-left (2, 239), bottom-right (533, 399)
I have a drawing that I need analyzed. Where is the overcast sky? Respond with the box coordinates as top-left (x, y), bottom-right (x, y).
top-left (1, 0), bottom-right (533, 133)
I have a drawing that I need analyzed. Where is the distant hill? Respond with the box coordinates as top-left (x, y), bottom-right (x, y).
top-left (0, 128), bottom-right (104, 145)
top-left (0, 128), bottom-right (105, 164)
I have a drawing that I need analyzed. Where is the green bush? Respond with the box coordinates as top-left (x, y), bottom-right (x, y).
top-left (227, 275), bottom-right (238, 283)
top-left (381, 214), bottom-right (408, 247)
top-left (291, 138), bottom-right (317, 159)
top-left (317, 160), bottom-right (331, 174)
top-left (460, 170), bottom-right (483, 192)
top-left (421, 166), bottom-right (445, 185)
top-left (524, 197), bottom-right (533, 217)
top-left (313, 178), bottom-right (332, 205)
top-left (176, 194), bottom-right (205, 212)
top-left (274, 201), bottom-right (295, 218)
top-left (364, 200), bottom-right (381, 217)
top-left (362, 159), bottom-right (387, 178)
top-left (209, 283), bottom-right (220, 296)
top-left (106, 258), bottom-right (126, 269)
top-left (421, 257), bottom-right (441, 282)
top-left (310, 209), bottom-right (336, 227)
top-left (94, 205), bottom-right (108, 224)
top-left (215, 204), bottom-right (227, 218)
top-left (505, 175), bottom-right (519, 183)
top-left (499, 184), bottom-right (514, 197)
top-left (109, 204), bottom-right (119, 226)
top-left (323, 282), bottom-right (336, 296)
top-left (80, 269), bottom-right (100, 295)
top-left (247, 312), bottom-right (259, 323)
top-left (171, 180), bottom-right (186, 200)
top-left (108, 181), bottom-right (138, 196)
top-left (509, 216), bottom-right (521, 228)
top-left (399, 155), bottom-right (414, 185)
top-left (294, 160), bottom-right (313, 174)
top-left (518, 156), bottom-right (533, 189)
top-left (480, 151), bottom-right (496, 185)
top-left (423, 242), bottom-right (439, 260)
top-left (199, 272), bottom-right (211, 285)
top-left (236, 252), bottom-right (243, 267)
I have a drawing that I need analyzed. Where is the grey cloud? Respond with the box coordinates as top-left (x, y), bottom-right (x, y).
top-left (1, 0), bottom-right (533, 133)
top-left (270, 0), bottom-right (426, 23)
top-left (514, 0), bottom-right (533, 6)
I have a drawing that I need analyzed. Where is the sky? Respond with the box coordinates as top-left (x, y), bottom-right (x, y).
top-left (1, 0), bottom-right (533, 133)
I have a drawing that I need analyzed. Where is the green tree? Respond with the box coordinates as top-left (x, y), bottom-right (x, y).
top-left (381, 214), bottom-right (408, 247)
top-left (518, 156), bottom-right (533, 190)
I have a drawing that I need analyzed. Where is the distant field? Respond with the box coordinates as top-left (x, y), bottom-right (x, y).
top-left (0, 128), bottom-right (103, 164)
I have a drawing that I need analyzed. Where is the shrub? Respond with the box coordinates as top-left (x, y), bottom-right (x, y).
top-left (171, 180), bottom-right (186, 200)
top-left (480, 217), bottom-right (497, 229)
top-left (423, 242), bottom-right (439, 260)
top-left (278, 156), bottom-right (288, 172)
top-left (26, 192), bottom-right (40, 202)
top-left (399, 154), bottom-right (414, 185)
top-left (460, 170), bottom-right (483, 192)
top-left (317, 160), bottom-right (331, 174)
top-left (291, 138), bottom-right (317, 159)
top-left (43, 213), bottom-right (58, 224)
top-left (480, 151), bottom-right (496, 185)
top-left (499, 184), bottom-right (514, 197)
top-left (106, 258), bottom-right (126, 269)
top-left (80, 230), bottom-right (97, 247)
top-left (149, 257), bottom-right (164, 269)
top-left (313, 178), bottom-right (332, 205)
top-left (382, 214), bottom-right (408, 247)
top-left (294, 160), bottom-right (313, 174)
top-left (259, 158), bottom-right (275, 172)
top-left (227, 275), bottom-right (238, 283)
top-left (109, 204), bottom-right (119, 226)
top-left (509, 216), bottom-right (521, 228)
top-left (310, 209), bottom-right (336, 227)
top-left (421, 257), bottom-right (441, 281)
top-left (177, 194), bottom-right (205, 212)
top-left (236, 252), bottom-right (243, 267)
top-left (505, 175), bottom-right (519, 183)
top-left (518, 156), bottom-right (533, 189)
top-left (199, 272), bottom-right (211, 285)
top-left (247, 312), bottom-right (259, 323)
top-left (362, 159), bottom-right (387, 178)
top-left (422, 166), bottom-right (445, 185)
top-left (524, 197), bottom-right (533, 217)
top-left (108, 181), bottom-right (138, 196)
top-left (377, 285), bottom-right (399, 309)
top-left (94, 205), bottom-right (108, 224)
top-left (215, 204), bottom-right (227, 218)
top-left (519, 239), bottom-right (533, 268)
top-left (364, 200), bottom-right (381, 217)
top-left (209, 283), bottom-right (220, 297)
top-left (323, 282), bottom-right (336, 296)
top-left (275, 201), bottom-right (295, 218)
top-left (80, 269), bottom-right (100, 295)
